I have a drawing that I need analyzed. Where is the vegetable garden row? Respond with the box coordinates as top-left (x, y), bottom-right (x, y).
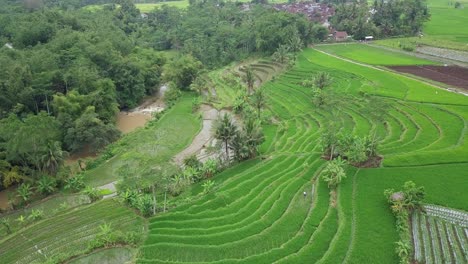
top-left (411, 207), bottom-right (468, 264)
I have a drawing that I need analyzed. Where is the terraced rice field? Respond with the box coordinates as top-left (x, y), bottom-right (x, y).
top-left (411, 205), bottom-right (468, 264)
top-left (0, 200), bottom-right (145, 264)
top-left (206, 59), bottom-right (285, 108)
top-left (137, 47), bottom-right (468, 263)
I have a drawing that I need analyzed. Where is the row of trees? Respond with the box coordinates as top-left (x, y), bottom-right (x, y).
top-left (331, 0), bottom-right (430, 39)
top-left (138, 2), bottom-right (328, 67)
top-left (215, 113), bottom-right (265, 163)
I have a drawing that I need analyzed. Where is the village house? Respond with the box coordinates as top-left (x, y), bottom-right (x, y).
top-left (333, 31), bottom-right (348, 42)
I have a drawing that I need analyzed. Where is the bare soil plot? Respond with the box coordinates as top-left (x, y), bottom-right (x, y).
top-left (389, 65), bottom-right (468, 91)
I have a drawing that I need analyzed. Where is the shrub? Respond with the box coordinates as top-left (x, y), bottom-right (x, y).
top-left (16, 183), bottom-right (33, 204)
top-left (320, 157), bottom-right (347, 189)
top-left (36, 176), bottom-right (57, 195)
top-left (136, 194), bottom-right (153, 217)
top-left (183, 154), bottom-right (202, 169)
top-left (64, 174), bottom-right (85, 192)
top-left (16, 215), bottom-right (26, 226)
top-left (28, 209), bottom-right (44, 222)
top-left (399, 41), bottom-right (415, 52)
top-left (119, 188), bottom-right (139, 206)
top-left (201, 159), bottom-right (219, 178)
top-left (192, 97), bottom-right (201, 112)
top-left (0, 218), bottom-right (11, 234)
top-left (345, 137), bottom-right (367, 163)
top-left (164, 83), bottom-right (182, 107)
top-left (169, 174), bottom-right (190, 196)
top-left (202, 180), bottom-right (215, 194)
top-left (82, 186), bottom-right (103, 202)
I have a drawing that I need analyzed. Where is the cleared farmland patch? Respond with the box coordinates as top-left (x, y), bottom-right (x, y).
top-left (389, 65), bottom-right (468, 91)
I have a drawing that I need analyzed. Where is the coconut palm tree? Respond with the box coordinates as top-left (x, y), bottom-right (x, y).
top-left (250, 88), bottom-right (266, 119)
top-left (243, 118), bottom-right (265, 158)
top-left (244, 66), bottom-right (255, 94)
top-left (272, 44), bottom-right (289, 63)
top-left (214, 114), bottom-right (238, 162)
top-left (41, 141), bottom-right (68, 175)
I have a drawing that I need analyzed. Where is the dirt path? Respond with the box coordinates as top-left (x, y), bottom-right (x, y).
top-left (313, 48), bottom-right (468, 97)
top-left (173, 104), bottom-right (236, 165)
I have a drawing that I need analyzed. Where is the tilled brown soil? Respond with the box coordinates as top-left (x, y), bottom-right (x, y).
top-left (389, 65), bottom-right (468, 91)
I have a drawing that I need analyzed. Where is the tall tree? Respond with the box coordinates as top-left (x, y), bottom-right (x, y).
top-left (214, 113), bottom-right (238, 162)
top-left (244, 66), bottom-right (255, 95)
top-left (250, 88), bottom-right (266, 119)
top-left (41, 141), bottom-right (68, 175)
top-left (243, 118), bottom-right (265, 158)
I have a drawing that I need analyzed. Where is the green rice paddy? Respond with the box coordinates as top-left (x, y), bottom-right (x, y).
top-left (315, 44), bottom-right (438, 65)
top-left (1, 44), bottom-right (466, 263)
top-left (136, 46), bottom-right (468, 263)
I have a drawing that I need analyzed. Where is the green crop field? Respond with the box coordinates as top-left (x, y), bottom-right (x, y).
top-left (425, 0), bottom-right (468, 43)
top-left (0, 200), bottom-right (145, 263)
top-left (315, 44), bottom-right (438, 65)
top-left (135, 46), bottom-right (468, 263)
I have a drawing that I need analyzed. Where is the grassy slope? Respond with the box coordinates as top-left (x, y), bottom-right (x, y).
top-left (315, 44), bottom-right (438, 65)
top-left (84, 93), bottom-right (201, 187)
top-left (136, 46), bottom-right (468, 263)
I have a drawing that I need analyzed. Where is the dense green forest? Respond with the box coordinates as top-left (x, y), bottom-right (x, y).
top-left (0, 0), bottom-right (326, 191)
top-left (331, 0), bottom-right (430, 39)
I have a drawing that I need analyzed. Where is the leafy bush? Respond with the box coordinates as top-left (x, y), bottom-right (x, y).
top-left (82, 186), bottom-right (103, 202)
top-left (202, 180), bottom-right (215, 194)
top-left (28, 209), bottom-right (44, 222)
top-left (320, 157), bottom-right (347, 189)
top-left (399, 41), bottom-right (415, 52)
top-left (16, 183), bottom-right (33, 204)
top-left (192, 97), bottom-right (201, 112)
top-left (64, 174), bottom-right (85, 192)
top-left (136, 194), bottom-right (153, 217)
top-left (36, 176), bottom-right (57, 195)
top-left (164, 83), bottom-right (182, 107)
top-left (183, 154), bottom-right (202, 169)
top-left (201, 159), bottom-right (219, 178)
top-left (0, 218), bottom-right (12, 234)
